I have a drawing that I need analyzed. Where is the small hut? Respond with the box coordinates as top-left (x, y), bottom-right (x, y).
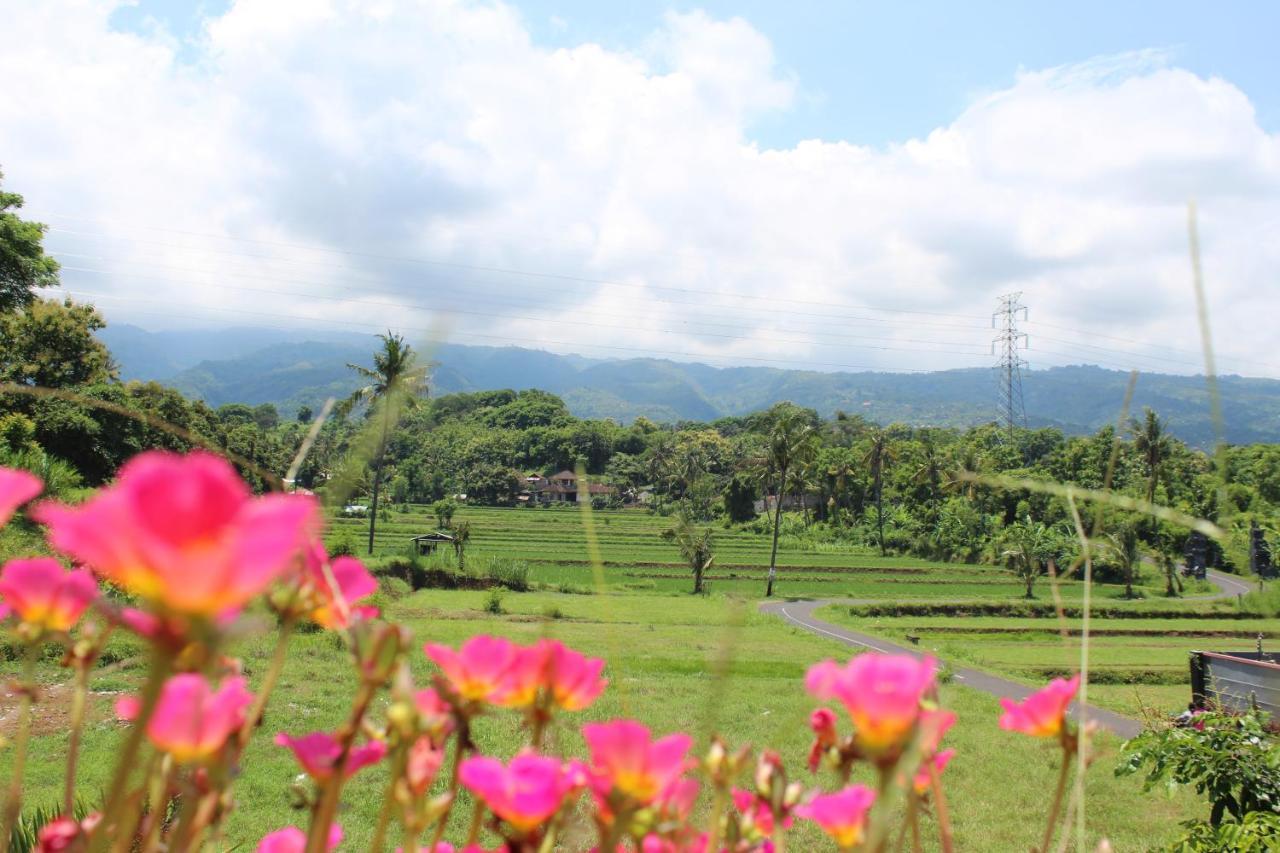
top-left (411, 531), bottom-right (455, 556)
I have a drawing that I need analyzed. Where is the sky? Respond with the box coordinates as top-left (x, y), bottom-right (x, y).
top-left (3, 0), bottom-right (1279, 379)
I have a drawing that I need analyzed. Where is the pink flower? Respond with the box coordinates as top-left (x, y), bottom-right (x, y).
top-left (413, 687), bottom-right (455, 742)
top-left (406, 736), bottom-right (445, 795)
top-left (806, 653), bottom-right (936, 752)
top-left (459, 752), bottom-right (584, 832)
top-left (796, 785), bottom-right (877, 850)
top-left (257, 824), bottom-right (342, 852)
top-left (298, 541), bottom-right (378, 629)
top-left (733, 788), bottom-right (791, 837)
top-left (36, 451), bottom-right (317, 616)
top-left (495, 641), bottom-right (550, 708)
top-left (999, 675), bottom-right (1080, 738)
top-left (807, 707), bottom-right (838, 771)
top-left (582, 719), bottom-right (692, 806)
top-left (0, 467), bottom-right (42, 526)
top-left (276, 731), bottom-right (387, 780)
top-left (544, 640), bottom-right (607, 711)
top-left (913, 748), bottom-right (956, 794)
top-left (0, 557), bottom-right (98, 632)
top-left (120, 674), bottom-right (253, 763)
top-left (36, 813), bottom-right (100, 852)
top-left (641, 834), bottom-right (710, 853)
top-left (424, 635), bottom-right (520, 704)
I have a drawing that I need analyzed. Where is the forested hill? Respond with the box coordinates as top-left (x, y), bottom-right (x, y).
top-left (99, 325), bottom-right (1280, 447)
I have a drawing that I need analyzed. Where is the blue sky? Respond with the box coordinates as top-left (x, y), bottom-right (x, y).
top-left (112, 0), bottom-right (1280, 148)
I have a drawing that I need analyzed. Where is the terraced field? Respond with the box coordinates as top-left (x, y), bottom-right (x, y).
top-left (814, 608), bottom-right (1271, 717)
top-left (328, 504), bottom-right (1190, 600)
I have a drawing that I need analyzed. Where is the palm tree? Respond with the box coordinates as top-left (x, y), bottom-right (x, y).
top-left (347, 333), bottom-right (426, 554)
top-left (1130, 408), bottom-right (1171, 506)
top-left (825, 452), bottom-right (857, 527)
top-left (1098, 526), bottom-right (1141, 599)
top-left (862, 428), bottom-right (898, 556)
top-left (761, 407), bottom-right (818, 597)
top-left (662, 514), bottom-right (715, 594)
top-left (1000, 518), bottom-right (1057, 599)
top-left (451, 520), bottom-right (472, 572)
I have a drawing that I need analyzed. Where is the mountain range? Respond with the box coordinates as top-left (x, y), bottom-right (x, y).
top-left (97, 325), bottom-right (1280, 447)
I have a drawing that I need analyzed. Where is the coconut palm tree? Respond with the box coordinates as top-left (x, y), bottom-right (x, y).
top-left (1130, 408), bottom-right (1171, 506)
top-left (451, 520), bottom-right (472, 572)
top-left (862, 427), bottom-right (898, 556)
top-left (1000, 518), bottom-right (1057, 599)
top-left (1098, 526), bottom-right (1141, 599)
top-left (761, 406), bottom-right (819, 597)
top-left (347, 333), bottom-right (426, 554)
top-left (662, 514), bottom-right (715, 594)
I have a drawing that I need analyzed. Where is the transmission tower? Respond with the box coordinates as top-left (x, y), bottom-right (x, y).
top-left (992, 292), bottom-right (1029, 438)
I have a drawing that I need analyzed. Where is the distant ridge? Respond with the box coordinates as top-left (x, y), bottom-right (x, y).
top-left (98, 326), bottom-right (1280, 447)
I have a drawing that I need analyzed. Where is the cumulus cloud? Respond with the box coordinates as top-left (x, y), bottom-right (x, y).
top-left (1, 0), bottom-right (1277, 377)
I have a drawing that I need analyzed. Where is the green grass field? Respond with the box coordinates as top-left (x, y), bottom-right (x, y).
top-left (2, 503), bottom-right (1247, 848)
top-left (2, 589), bottom-right (1203, 850)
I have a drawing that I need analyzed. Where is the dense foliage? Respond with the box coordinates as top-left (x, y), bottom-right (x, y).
top-left (3, 301), bottom-right (1280, 584)
top-left (1117, 709), bottom-right (1280, 850)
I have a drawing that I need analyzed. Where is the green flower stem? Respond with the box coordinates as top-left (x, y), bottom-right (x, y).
top-left (139, 755), bottom-right (173, 853)
top-left (929, 762), bottom-right (955, 853)
top-left (305, 680), bottom-right (378, 853)
top-left (0, 644), bottom-right (40, 849)
top-left (704, 784), bottom-right (729, 852)
top-left (370, 746), bottom-right (408, 852)
top-left (426, 717), bottom-right (470, 852)
top-left (240, 616), bottom-right (297, 748)
top-left (62, 660), bottom-right (92, 815)
top-left (1039, 747), bottom-right (1073, 853)
top-left (92, 651), bottom-right (171, 853)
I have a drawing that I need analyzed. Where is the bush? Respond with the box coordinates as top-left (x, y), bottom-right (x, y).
top-left (1117, 709), bottom-right (1280, 849)
top-left (380, 576), bottom-right (412, 600)
top-left (477, 556), bottom-right (531, 592)
top-left (483, 588), bottom-right (505, 614)
top-left (542, 604), bottom-right (565, 620)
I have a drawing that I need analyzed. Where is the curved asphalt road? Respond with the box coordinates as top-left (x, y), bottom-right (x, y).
top-left (760, 570), bottom-right (1253, 740)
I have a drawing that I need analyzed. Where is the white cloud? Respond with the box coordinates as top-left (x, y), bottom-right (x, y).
top-left (1, 0), bottom-right (1277, 377)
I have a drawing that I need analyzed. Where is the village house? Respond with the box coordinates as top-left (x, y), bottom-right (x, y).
top-left (525, 470), bottom-right (617, 504)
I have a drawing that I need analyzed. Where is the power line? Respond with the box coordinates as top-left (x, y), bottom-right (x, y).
top-left (55, 265), bottom-right (990, 359)
top-left (50, 256), bottom-right (989, 354)
top-left (58, 288), bottom-right (993, 375)
top-left (44, 223), bottom-right (992, 322)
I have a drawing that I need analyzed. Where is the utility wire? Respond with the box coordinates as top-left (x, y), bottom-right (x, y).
top-left (50, 255), bottom-right (990, 353)
top-left (58, 289), bottom-right (994, 375)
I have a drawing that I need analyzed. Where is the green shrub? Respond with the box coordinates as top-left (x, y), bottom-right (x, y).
top-left (380, 576), bottom-right (412, 600)
top-left (477, 556), bottom-right (530, 592)
top-left (483, 588), bottom-right (505, 615)
top-left (1117, 709), bottom-right (1280, 849)
top-left (542, 604), bottom-right (565, 620)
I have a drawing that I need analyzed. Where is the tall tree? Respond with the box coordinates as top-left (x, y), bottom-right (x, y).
top-left (1000, 518), bottom-right (1057, 599)
top-left (1099, 526), bottom-right (1141, 600)
top-left (347, 333), bottom-right (425, 554)
top-left (450, 519), bottom-right (472, 571)
top-left (0, 171), bottom-right (59, 314)
top-left (661, 513), bottom-right (715, 594)
top-left (0, 298), bottom-right (116, 388)
top-left (761, 406), bottom-right (818, 597)
top-left (862, 427), bottom-right (898, 556)
top-left (1130, 408), bottom-right (1171, 506)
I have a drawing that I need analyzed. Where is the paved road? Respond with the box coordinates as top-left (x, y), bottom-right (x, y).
top-left (760, 570), bottom-right (1255, 739)
top-left (1200, 569), bottom-right (1253, 600)
top-left (760, 597), bottom-right (1146, 738)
